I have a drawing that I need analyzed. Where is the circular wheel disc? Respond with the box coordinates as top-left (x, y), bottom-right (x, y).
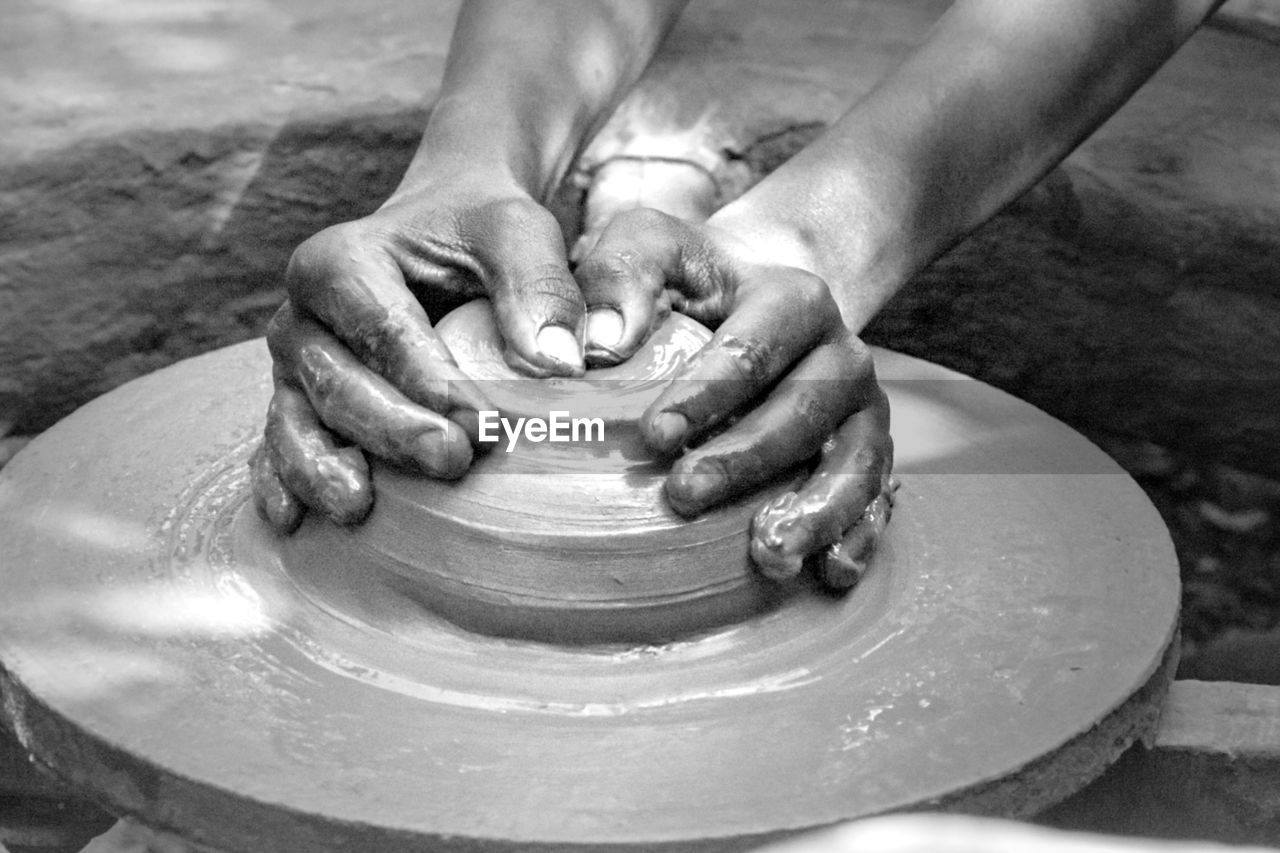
top-left (0, 342), bottom-right (1178, 852)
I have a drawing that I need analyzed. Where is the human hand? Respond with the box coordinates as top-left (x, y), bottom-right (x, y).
top-left (252, 177), bottom-right (589, 533)
top-left (574, 208), bottom-right (895, 588)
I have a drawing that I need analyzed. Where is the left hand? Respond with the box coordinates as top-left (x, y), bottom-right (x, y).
top-left (574, 208), bottom-right (895, 588)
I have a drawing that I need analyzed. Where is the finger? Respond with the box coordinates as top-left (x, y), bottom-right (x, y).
top-left (573, 207), bottom-right (722, 364)
top-left (285, 232), bottom-right (490, 438)
top-left (575, 221), bottom-right (677, 365)
top-left (270, 313), bottom-right (474, 479)
top-left (663, 339), bottom-right (872, 517)
top-left (459, 200), bottom-right (586, 376)
top-left (820, 485), bottom-right (895, 590)
top-left (642, 268), bottom-right (843, 455)
top-left (569, 228), bottom-right (601, 267)
top-left (750, 394), bottom-right (892, 580)
top-left (262, 384), bottom-right (372, 526)
top-left (249, 441), bottom-right (303, 533)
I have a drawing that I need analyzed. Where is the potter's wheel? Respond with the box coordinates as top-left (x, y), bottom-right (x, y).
top-left (0, 307), bottom-right (1178, 852)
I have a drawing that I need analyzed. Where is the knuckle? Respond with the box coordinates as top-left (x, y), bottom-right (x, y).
top-left (577, 253), bottom-right (635, 287)
top-left (789, 270), bottom-right (837, 319)
top-left (264, 386), bottom-right (309, 442)
top-left (249, 441), bottom-right (275, 481)
top-left (510, 265), bottom-right (582, 317)
top-left (718, 335), bottom-right (776, 384)
top-left (301, 356), bottom-right (347, 406)
top-left (793, 389), bottom-right (841, 440)
top-left (264, 389), bottom-right (288, 429)
top-left (652, 298), bottom-right (673, 327)
top-left (285, 224), bottom-right (362, 298)
top-left (841, 330), bottom-right (873, 365)
top-left (871, 382), bottom-right (890, 413)
top-left (265, 303), bottom-right (291, 340)
top-left (351, 308), bottom-right (407, 367)
top-left (618, 207), bottom-right (674, 233)
top-left (848, 445), bottom-right (884, 477)
top-left (265, 305), bottom-right (296, 358)
top-left (481, 196), bottom-right (554, 236)
top-left (578, 251), bottom-right (665, 302)
top-left (291, 343), bottom-right (351, 410)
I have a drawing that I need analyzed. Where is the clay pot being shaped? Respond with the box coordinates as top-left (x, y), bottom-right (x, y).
top-left (281, 299), bottom-right (803, 645)
top-left (0, 306), bottom-right (1179, 853)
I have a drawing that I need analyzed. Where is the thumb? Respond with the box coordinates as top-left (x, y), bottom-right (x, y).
top-left (465, 199), bottom-right (585, 377)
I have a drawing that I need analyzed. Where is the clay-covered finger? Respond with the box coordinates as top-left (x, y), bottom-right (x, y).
top-left (283, 232), bottom-right (490, 435)
top-left (575, 218), bottom-right (681, 365)
top-left (819, 487), bottom-right (896, 590)
top-left (262, 384), bottom-right (372, 526)
top-left (750, 394), bottom-right (892, 580)
top-left (272, 314), bottom-right (474, 479)
top-left (249, 442), bottom-right (303, 533)
top-left (641, 269), bottom-right (842, 455)
top-left (663, 341), bottom-right (869, 518)
top-left (457, 200), bottom-right (587, 377)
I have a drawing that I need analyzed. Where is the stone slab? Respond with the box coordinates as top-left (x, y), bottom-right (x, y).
top-left (0, 339), bottom-right (1180, 851)
top-left (1042, 680), bottom-right (1280, 846)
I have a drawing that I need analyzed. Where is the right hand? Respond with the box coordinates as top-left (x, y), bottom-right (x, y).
top-left (574, 208), bottom-right (895, 589)
top-left (251, 176), bottom-right (589, 533)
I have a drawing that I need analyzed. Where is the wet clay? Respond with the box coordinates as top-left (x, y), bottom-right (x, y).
top-left (281, 300), bottom-right (802, 645)
top-left (0, 338), bottom-right (1180, 852)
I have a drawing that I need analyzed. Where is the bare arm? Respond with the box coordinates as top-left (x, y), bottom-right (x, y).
top-left (401, 0), bottom-right (689, 203)
top-left (255, 0), bottom-right (688, 531)
top-left (712, 0), bottom-right (1226, 330)
top-left (573, 0), bottom-right (1223, 579)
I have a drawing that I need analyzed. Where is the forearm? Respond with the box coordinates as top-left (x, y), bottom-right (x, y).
top-left (714, 0), bottom-right (1223, 330)
top-left (397, 0), bottom-right (688, 202)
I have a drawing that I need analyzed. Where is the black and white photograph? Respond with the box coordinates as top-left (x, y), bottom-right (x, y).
top-left (1, 1), bottom-right (1278, 851)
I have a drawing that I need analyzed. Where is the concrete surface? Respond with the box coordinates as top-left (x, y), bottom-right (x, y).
top-left (1, 0), bottom-right (457, 432)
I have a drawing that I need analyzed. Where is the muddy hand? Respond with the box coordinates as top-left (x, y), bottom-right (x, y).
top-left (575, 208), bottom-right (895, 588)
top-left (254, 182), bottom-right (587, 533)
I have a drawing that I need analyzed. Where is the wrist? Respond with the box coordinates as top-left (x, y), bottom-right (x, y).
top-left (706, 198), bottom-right (819, 275)
top-left (391, 92), bottom-right (570, 204)
top-left (382, 164), bottom-right (531, 217)
top-left (708, 177), bottom-right (910, 333)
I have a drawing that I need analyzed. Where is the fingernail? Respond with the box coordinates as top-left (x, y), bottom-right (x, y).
top-left (447, 408), bottom-right (482, 447)
top-left (648, 412), bottom-right (688, 452)
top-left (259, 490), bottom-right (303, 534)
top-left (412, 431), bottom-right (472, 480)
top-left (822, 548), bottom-right (865, 590)
top-left (667, 460), bottom-right (728, 517)
top-left (318, 448), bottom-right (372, 525)
top-left (751, 537), bottom-right (805, 582)
top-left (585, 309), bottom-right (624, 350)
top-left (749, 497), bottom-right (813, 581)
top-left (536, 325), bottom-right (584, 372)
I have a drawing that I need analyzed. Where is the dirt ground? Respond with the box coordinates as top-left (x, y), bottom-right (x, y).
top-left (1094, 434), bottom-right (1280, 678)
